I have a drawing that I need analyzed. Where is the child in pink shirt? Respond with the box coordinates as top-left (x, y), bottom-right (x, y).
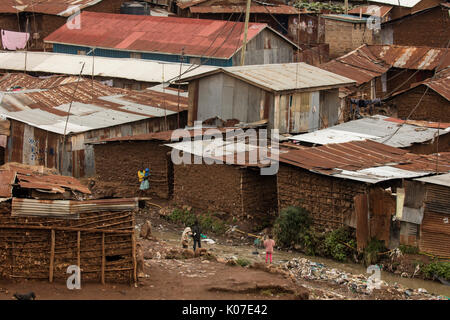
top-left (264, 235), bottom-right (276, 264)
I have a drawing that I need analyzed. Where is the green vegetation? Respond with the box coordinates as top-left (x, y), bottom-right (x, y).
top-left (294, 0), bottom-right (353, 13)
top-left (422, 261), bottom-right (450, 281)
top-left (323, 227), bottom-right (357, 262)
top-left (363, 238), bottom-right (386, 266)
top-left (273, 206), bottom-right (312, 248)
top-left (236, 258), bottom-right (252, 267)
top-left (399, 245), bottom-right (419, 255)
top-left (167, 208), bottom-right (226, 235)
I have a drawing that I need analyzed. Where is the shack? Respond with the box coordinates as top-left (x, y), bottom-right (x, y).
top-left (413, 173), bottom-right (450, 257)
top-left (180, 62), bottom-right (355, 134)
top-left (0, 76), bottom-right (188, 177)
top-left (276, 140), bottom-right (450, 249)
top-left (0, 163), bottom-right (137, 283)
top-left (166, 135), bottom-right (278, 228)
top-left (44, 11), bottom-right (298, 67)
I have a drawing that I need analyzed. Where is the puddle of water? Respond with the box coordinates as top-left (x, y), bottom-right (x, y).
top-left (152, 229), bottom-right (450, 297)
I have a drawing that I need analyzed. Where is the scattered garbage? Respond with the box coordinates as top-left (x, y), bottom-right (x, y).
top-left (282, 258), bottom-right (446, 300)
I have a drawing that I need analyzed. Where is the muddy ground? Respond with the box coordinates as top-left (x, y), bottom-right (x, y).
top-left (0, 200), bottom-right (448, 300)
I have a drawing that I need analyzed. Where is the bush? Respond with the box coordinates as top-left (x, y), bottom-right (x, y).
top-left (399, 245), bottom-right (419, 255)
top-left (236, 258), bottom-right (251, 267)
top-left (167, 208), bottom-right (226, 235)
top-left (273, 206), bottom-right (312, 248)
top-left (363, 238), bottom-right (387, 266)
top-left (422, 261), bottom-right (450, 281)
top-left (323, 227), bottom-right (356, 262)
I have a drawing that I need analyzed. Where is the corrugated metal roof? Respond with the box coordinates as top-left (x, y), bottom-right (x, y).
top-left (0, 51), bottom-right (217, 84)
top-left (389, 69), bottom-right (450, 101)
top-left (189, 4), bottom-right (300, 14)
top-left (0, 73), bottom-right (79, 91)
top-left (0, 164), bottom-right (91, 198)
top-left (348, 5), bottom-right (393, 17)
top-left (0, 0), bottom-right (102, 16)
top-left (321, 14), bottom-right (368, 23)
top-left (44, 12), bottom-right (294, 59)
top-left (94, 127), bottom-right (238, 143)
top-left (415, 173), bottom-right (450, 187)
top-left (180, 62), bottom-right (356, 92)
top-left (289, 115), bottom-right (450, 148)
top-left (0, 79), bottom-right (188, 134)
top-left (365, 0), bottom-right (421, 8)
top-left (277, 139), bottom-right (450, 183)
top-left (11, 197), bottom-right (138, 218)
top-left (320, 44), bottom-right (450, 86)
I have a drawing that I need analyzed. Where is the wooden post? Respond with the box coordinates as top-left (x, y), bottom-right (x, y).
top-left (101, 232), bottom-right (105, 285)
top-left (345, 0), bottom-right (348, 15)
top-left (77, 231), bottom-right (81, 269)
top-left (49, 229), bottom-right (55, 283)
top-left (240, 0), bottom-right (252, 66)
top-left (131, 233), bottom-right (137, 285)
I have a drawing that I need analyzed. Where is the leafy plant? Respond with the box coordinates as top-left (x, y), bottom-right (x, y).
top-left (363, 238), bottom-right (387, 266)
top-left (323, 227), bottom-right (356, 262)
top-left (236, 258), bottom-right (251, 267)
top-left (399, 245), bottom-right (419, 255)
top-left (422, 261), bottom-right (450, 281)
top-left (167, 208), bottom-right (226, 235)
top-left (273, 206), bottom-right (312, 248)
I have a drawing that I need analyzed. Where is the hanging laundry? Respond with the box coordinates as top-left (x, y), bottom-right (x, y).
top-left (1, 30), bottom-right (30, 51)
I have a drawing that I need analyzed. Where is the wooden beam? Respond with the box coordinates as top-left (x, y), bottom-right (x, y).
top-left (240, 0), bottom-right (252, 66)
top-left (131, 234), bottom-right (137, 285)
top-left (49, 229), bottom-right (55, 283)
top-left (77, 231), bottom-right (81, 270)
top-left (101, 232), bottom-right (105, 285)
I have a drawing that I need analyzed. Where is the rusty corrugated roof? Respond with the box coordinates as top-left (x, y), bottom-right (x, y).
top-left (0, 163), bottom-right (91, 198)
top-left (44, 12), bottom-right (282, 59)
top-left (0, 0), bottom-right (102, 17)
top-left (0, 79), bottom-right (188, 134)
top-left (388, 68), bottom-right (450, 101)
top-left (320, 44), bottom-right (450, 86)
top-left (189, 4), bottom-right (300, 14)
top-left (95, 127), bottom-right (239, 143)
top-left (278, 140), bottom-right (450, 183)
top-left (348, 5), bottom-right (393, 17)
top-left (0, 73), bottom-right (79, 91)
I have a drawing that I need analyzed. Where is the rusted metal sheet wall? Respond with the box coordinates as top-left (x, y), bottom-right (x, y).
top-left (274, 91), bottom-right (320, 133)
top-left (288, 14), bottom-right (325, 44)
top-left (419, 184), bottom-right (450, 257)
top-left (369, 188), bottom-right (395, 247)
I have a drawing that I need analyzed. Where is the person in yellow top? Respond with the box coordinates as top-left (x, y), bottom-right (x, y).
top-left (138, 168), bottom-right (150, 190)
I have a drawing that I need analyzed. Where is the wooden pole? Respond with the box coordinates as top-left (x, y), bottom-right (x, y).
top-left (131, 234), bottom-right (137, 285)
top-left (77, 231), bottom-right (81, 269)
top-left (240, 0), bottom-right (251, 66)
top-left (49, 229), bottom-right (55, 283)
top-left (101, 232), bottom-right (105, 285)
top-left (345, 0), bottom-right (349, 15)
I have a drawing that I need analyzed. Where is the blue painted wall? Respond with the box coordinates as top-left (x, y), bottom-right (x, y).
top-left (52, 44), bottom-right (233, 67)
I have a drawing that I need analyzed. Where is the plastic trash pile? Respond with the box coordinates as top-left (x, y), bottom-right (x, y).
top-left (282, 258), bottom-right (447, 300)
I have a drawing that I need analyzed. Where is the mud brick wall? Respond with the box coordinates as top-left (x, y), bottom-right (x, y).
top-left (390, 7), bottom-right (450, 47)
top-left (324, 19), bottom-right (378, 59)
top-left (391, 86), bottom-right (449, 122)
top-left (94, 141), bottom-right (172, 199)
top-left (173, 163), bottom-right (243, 218)
top-left (0, 202), bottom-right (134, 283)
top-left (277, 164), bottom-right (369, 233)
top-left (241, 168), bottom-right (278, 225)
top-left (0, 14), bottom-right (20, 49)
